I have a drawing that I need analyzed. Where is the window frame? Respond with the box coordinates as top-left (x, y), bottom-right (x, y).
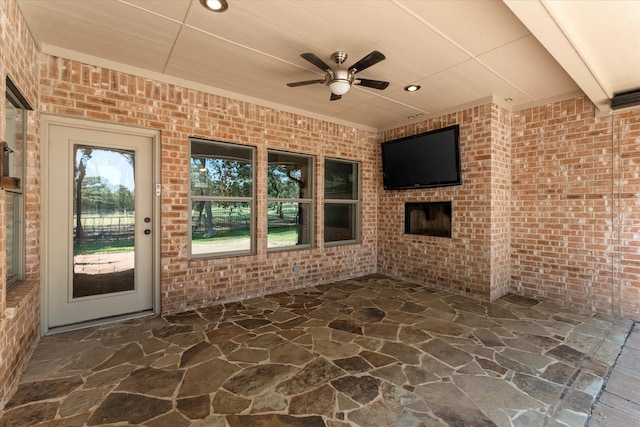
top-left (188, 138), bottom-right (256, 259)
top-left (4, 78), bottom-right (31, 291)
top-left (324, 158), bottom-right (361, 246)
top-left (266, 149), bottom-right (315, 252)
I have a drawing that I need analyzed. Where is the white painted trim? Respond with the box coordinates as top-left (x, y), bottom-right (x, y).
top-left (40, 115), bottom-right (162, 335)
top-left (503, 0), bottom-right (611, 115)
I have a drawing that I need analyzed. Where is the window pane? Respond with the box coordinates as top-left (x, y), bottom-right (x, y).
top-left (191, 200), bottom-right (252, 255)
top-left (191, 141), bottom-right (253, 197)
top-left (189, 139), bottom-right (255, 258)
top-left (325, 203), bottom-right (357, 242)
top-left (6, 193), bottom-right (20, 286)
top-left (73, 146), bottom-right (136, 297)
top-left (325, 160), bottom-right (358, 200)
top-left (5, 101), bottom-right (24, 179)
top-left (267, 151), bottom-right (314, 251)
top-left (268, 202), bottom-right (312, 249)
top-left (324, 159), bottom-right (359, 245)
top-left (267, 152), bottom-right (312, 199)
top-left (5, 80), bottom-right (28, 289)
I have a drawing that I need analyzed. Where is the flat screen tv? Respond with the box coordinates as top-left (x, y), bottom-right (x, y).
top-left (381, 124), bottom-right (461, 190)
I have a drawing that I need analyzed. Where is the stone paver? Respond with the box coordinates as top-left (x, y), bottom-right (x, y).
top-left (589, 323), bottom-right (640, 426)
top-left (0, 274), bottom-right (635, 427)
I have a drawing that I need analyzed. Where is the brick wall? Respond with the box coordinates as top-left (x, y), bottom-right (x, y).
top-left (489, 104), bottom-right (512, 299)
top-left (39, 56), bottom-right (378, 315)
top-left (377, 96), bottom-right (640, 320)
top-left (511, 96), bottom-right (640, 319)
top-left (377, 103), bottom-right (509, 300)
top-left (3, 0), bottom-right (640, 408)
top-left (1, 282), bottom-right (39, 408)
top-left (617, 110), bottom-right (640, 319)
top-left (378, 96), bottom-right (640, 321)
top-left (0, 0), bottom-right (41, 409)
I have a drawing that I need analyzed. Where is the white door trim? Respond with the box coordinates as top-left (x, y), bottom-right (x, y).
top-left (40, 115), bottom-right (161, 335)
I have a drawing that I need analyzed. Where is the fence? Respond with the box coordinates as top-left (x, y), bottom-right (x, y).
top-left (73, 215), bottom-right (135, 243)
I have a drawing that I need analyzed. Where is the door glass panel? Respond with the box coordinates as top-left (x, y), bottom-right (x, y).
top-left (73, 145), bottom-right (136, 298)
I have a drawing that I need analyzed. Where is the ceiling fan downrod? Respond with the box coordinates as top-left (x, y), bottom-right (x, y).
top-left (331, 51), bottom-right (348, 65)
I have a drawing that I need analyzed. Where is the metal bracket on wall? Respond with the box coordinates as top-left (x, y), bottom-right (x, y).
top-left (0, 140), bottom-right (20, 189)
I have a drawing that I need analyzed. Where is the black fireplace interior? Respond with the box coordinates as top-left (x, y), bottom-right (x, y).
top-left (405, 201), bottom-right (452, 237)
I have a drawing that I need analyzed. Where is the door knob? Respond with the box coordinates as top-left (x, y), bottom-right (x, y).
top-left (144, 229), bottom-right (151, 235)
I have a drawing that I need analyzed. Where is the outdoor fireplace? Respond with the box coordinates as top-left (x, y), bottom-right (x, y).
top-left (405, 201), bottom-right (452, 238)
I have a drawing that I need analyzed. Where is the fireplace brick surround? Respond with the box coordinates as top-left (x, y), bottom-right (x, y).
top-left (378, 98), bottom-right (640, 322)
top-left (378, 103), bottom-right (512, 302)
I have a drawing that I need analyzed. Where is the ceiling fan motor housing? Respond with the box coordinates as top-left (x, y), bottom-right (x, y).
top-left (328, 52), bottom-right (352, 95)
top-left (328, 68), bottom-right (352, 95)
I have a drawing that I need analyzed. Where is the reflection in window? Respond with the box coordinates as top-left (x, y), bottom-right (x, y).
top-left (5, 78), bottom-right (32, 290)
top-left (190, 139), bottom-right (254, 257)
top-left (324, 159), bottom-right (359, 244)
top-left (73, 146), bottom-right (136, 297)
top-left (267, 151), bottom-right (314, 250)
top-left (5, 194), bottom-right (19, 287)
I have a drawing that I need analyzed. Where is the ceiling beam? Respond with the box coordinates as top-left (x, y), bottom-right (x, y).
top-left (503, 0), bottom-right (611, 115)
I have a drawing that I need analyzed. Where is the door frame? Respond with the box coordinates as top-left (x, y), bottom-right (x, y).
top-left (41, 115), bottom-right (161, 334)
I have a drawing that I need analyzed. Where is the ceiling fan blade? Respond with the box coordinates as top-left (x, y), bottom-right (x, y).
top-left (354, 78), bottom-right (389, 90)
top-left (300, 53), bottom-right (332, 72)
top-left (348, 50), bottom-right (386, 74)
top-left (330, 93), bottom-right (342, 101)
top-left (287, 79), bottom-right (325, 87)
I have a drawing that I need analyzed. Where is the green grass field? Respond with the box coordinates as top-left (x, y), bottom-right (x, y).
top-left (75, 206), bottom-right (303, 255)
top-left (74, 240), bottom-right (134, 256)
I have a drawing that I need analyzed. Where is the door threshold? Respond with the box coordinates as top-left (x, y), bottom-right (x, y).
top-left (47, 310), bottom-right (155, 335)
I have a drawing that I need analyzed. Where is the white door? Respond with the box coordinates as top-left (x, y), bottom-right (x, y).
top-left (46, 123), bottom-right (155, 328)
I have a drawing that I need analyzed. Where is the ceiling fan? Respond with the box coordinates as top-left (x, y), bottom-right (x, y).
top-left (287, 51), bottom-right (389, 100)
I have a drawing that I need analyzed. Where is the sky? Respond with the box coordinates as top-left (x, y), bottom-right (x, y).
top-left (80, 147), bottom-right (135, 191)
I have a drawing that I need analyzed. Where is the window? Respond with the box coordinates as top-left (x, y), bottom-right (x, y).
top-left (189, 139), bottom-right (255, 257)
top-left (5, 78), bottom-right (31, 290)
top-left (324, 159), bottom-right (360, 244)
top-left (267, 151), bottom-right (314, 250)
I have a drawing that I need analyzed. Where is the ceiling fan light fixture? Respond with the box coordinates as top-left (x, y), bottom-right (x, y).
top-left (328, 80), bottom-right (351, 96)
top-left (328, 69), bottom-right (351, 95)
top-left (287, 50), bottom-right (388, 100)
top-left (200, 0), bottom-right (228, 12)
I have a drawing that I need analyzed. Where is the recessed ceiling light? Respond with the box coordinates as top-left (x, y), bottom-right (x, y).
top-left (404, 85), bottom-right (421, 92)
top-left (200, 0), bottom-right (228, 12)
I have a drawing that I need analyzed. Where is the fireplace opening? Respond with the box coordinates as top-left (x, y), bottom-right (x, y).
top-left (405, 201), bottom-right (452, 238)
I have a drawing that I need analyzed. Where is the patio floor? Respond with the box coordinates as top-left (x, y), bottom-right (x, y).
top-left (0, 274), bottom-right (636, 427)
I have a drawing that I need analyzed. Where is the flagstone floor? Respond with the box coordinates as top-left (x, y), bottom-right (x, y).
top-left (0, 274), bottom-right (635, 427)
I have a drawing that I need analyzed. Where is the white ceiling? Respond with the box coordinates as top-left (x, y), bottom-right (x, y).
top-left (16, 0), bottom-right (640, 131)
